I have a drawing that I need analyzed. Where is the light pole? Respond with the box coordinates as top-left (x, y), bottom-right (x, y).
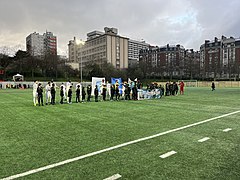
top-left (76, 39), bottom-right (85, 83)
top-left (81, 49), bottom-right (83, 83)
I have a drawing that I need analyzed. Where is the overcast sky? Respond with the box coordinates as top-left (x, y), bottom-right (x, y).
top-left (0, 0), bottom-right (240, 56)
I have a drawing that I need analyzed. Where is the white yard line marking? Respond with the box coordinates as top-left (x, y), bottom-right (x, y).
top-left (198, 137), bottom-right (210, 142)
top-left (159, 151), bottom-right (177, 158)
top-left (103, 173), bottom-right (122, 180)
top-left (1, 110), bottom-right (240, 180)
top-left (223, 128), bottom-right (232, 132)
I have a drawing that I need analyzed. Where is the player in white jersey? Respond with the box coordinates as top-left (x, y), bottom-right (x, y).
top-left (33, 80), bottom-right (38, 106)
top-left (45, 82), bottom-right (51, 105)
top-left (122, 83), bottom-right (126, 99)
top-left (107, 81), bottom-right (111, 98)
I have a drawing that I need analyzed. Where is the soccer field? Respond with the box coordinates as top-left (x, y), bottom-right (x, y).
top-left (0, 87), bottom-right (240, 180)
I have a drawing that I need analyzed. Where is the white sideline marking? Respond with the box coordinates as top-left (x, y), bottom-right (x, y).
top-left (223, 128), bottom-right (232, 132)
top-left (198, 137), bottom-right (210, 142)
top-left (1, 110), bottom-right (240, 180)
top-left (103, 173), bottom-right (122, 180)
top-left (159, 151), bottom-right (177, 158)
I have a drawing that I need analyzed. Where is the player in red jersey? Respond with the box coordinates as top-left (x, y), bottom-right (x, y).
top-left (179, 81), bottom-right (185, 95)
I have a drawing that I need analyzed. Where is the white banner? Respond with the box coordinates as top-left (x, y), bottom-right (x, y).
top-left (91, 77), bottom-right (106, 96)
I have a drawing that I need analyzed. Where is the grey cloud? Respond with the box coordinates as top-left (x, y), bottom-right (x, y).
top-left (0, 0), bottom-right (240, 55)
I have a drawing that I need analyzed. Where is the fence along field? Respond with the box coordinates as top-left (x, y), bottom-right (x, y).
top-left (155, 81), bottom-right (240, 88)
top-left (0, 81), bottom-right (240, 89)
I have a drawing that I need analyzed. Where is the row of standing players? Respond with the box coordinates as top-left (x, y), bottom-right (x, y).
top-left (33, 81), bottom-right (141, 106)
top-left (33, 80), bottom-right (185, 106)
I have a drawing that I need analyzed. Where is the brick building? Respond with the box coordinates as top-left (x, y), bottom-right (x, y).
top-left (139, 44), bottom-right (188, 78)
top-left (200, 36), bottom-right (240, 79)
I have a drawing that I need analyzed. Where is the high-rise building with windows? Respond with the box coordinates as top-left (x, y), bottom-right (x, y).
top-left (128, 39), bottom-right (150, 67)
top-left (26, 31), bottom-right (57, 57)
top-left (68, 27), bottom-right (129, 70)
top-left (26, 32), bottom-right (45, 56)
top-left (43, 31), bottom-right (57, 55)
top-left (67, 37), bottom-right (85, 70)
top-left (68, 27), bottom-right (152, 70)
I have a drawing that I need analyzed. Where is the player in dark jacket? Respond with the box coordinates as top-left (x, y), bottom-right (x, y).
top-left (87, 85), bottom-right (92, 102)
top-left (115, 85), bottom-right (120, 100)
top-left (76, 85), bottom-right (80, 103)
top-left (110, 85), bottom-right (115, 101)
top-left (132, 85), bottom-right (138, 100)
top-left (68, 86), bottom-right (73, 104)
top-left (211, 82), bottom-right (215, 91)
top-left (51, 83), bottom-right (56, 105)
top-left (37, 83), bottom-right (44, 106)
top-left (60, 85), bottom-right (64, 104)
top-left (102, 85), bottom-right (107, 101)
top-left (94, 85), bottom-right (98, 102)
top-left (125, 84), bottom-right (131, 100)
top-left (173, 82), bottom-right (178, 95)
top-left (82, 86), bottom-right (86, 102)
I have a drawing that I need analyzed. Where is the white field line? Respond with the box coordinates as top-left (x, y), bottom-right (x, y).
top-left (103, 173), bottom-right (122, 180)
top-left (223, 128), bottom-right (232, 132)
top-left (1, 110), bottom-right (240, 180)
top-left (159, 151), bottom-right (177, 158)
top-left (198, 137), bottom-right (210, 142)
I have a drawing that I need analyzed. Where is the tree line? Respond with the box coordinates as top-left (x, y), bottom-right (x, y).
top-left (0, 49), bottom-right (144, 81)
top-left (0, 50), bottom-right (78, 81)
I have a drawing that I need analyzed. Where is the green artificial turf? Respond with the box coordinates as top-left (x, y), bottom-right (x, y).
top-left (0, 87), bottom-right (239, 179)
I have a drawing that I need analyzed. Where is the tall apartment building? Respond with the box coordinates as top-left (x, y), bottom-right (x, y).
top-left (44, 31), bottom-right (57, 55)
top-left (200, 36), bottom-right (240, 78)
top-left (26, 32), bottom-right (45, 56)
top-left (68, 37), bottom-right (86, 63)
top-left (68, 27), bottom-right (129, 70)
top-left (128, 39), bottom-right (150, 67)
top-left (67, 37), bottom-right (85, 70)
top-left (26, 31), bottom-right (57, 57)
top-left (82, 27), bottom-right (128, 69)
top-left (68, 27), bottom-right (152, 70)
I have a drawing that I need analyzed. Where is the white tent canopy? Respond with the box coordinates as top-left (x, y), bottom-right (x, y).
top-left (13, 73), bottom-right (24, 81)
